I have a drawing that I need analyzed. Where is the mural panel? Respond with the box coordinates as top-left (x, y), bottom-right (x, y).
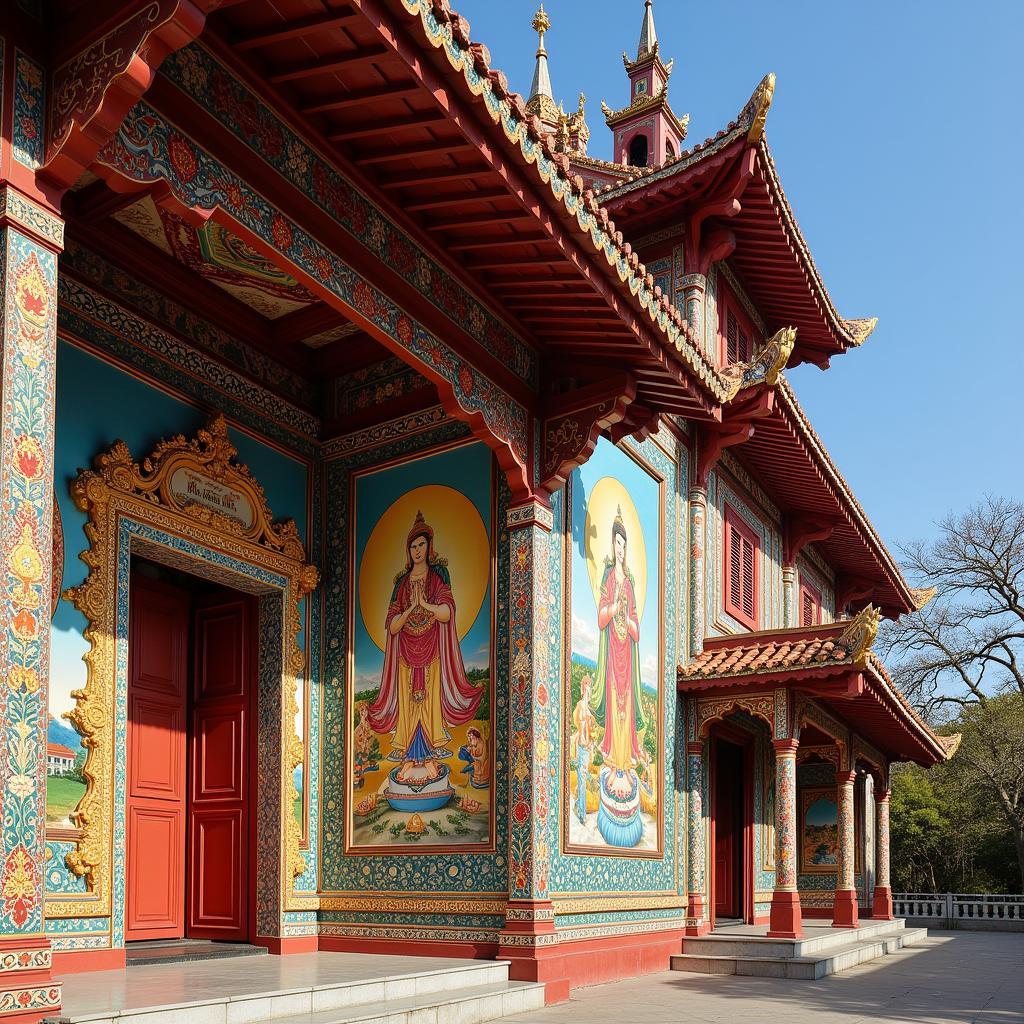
top-left (565, 438), bottom-right (664, 856)
top-left (800, 786), bottom-right (838, 872)
top-left (347, 440), bottom-right (494, 851)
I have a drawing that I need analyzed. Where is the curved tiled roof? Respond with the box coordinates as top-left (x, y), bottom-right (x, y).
top-left (679, 606), bottom-right (880, 683)
top-left (398, 0), bottom-right (735, 404)
top-left (598, 74), bottom-right (875, 358)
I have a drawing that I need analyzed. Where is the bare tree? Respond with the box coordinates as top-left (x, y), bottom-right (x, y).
top-left (879, 496), bottom-right (1024, 887)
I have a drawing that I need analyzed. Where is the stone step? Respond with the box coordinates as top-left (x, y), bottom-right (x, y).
top-left (263, 980), bottom-right (544, 1024)
top-left (683, 918), bottom-right (908, 959)
top-left (44, 959), bottom-right (524, 1024)
top-left (672, 926), bottom-right (928, 980)
top-left (125, 940), bottom-right (269, 967)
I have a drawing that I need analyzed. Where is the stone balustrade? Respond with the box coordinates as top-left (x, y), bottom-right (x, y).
top-left (892, 893), bottom-right (1024, 931)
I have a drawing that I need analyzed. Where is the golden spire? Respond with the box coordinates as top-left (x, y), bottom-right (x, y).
top-left (527, 3), bottom-right (559, 124)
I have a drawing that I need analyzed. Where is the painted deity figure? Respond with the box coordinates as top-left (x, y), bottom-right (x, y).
top-left (571, 673), bottom-right (597, 823)
top-left (352, 700), bottom-right (378, 790)
top-left (590, 506), bottom-right (646, 798)
top-left (368, 511), bottom-right (483, 783)
top-left (458, 725), bottom-right (490, 789)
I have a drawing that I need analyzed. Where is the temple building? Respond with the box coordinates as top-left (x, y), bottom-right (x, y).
top-left (0, 1), bottom-right (955, 1021)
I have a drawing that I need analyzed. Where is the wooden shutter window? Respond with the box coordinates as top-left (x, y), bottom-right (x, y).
top-left (724, 505), bottom-right (759, 629)
top-left (726, 309), bottom-right (740, 364)
top-left (799, 582), bottom-right (821, 627)
top-left (728, 523), bottom-right (743, 611)
top-left (741, 535), bottom-right (755, 619)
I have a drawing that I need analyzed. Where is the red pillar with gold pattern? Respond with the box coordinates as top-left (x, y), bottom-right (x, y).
top-left (871, 787), bottom-right (894, 920)
top-left (832, 769), bottom-right (859, 928)
top-left (768, 738), bottom-right (803, 939)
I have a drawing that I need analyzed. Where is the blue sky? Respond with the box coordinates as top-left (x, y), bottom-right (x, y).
top-left (455, 0), bottom-right (1023, 552)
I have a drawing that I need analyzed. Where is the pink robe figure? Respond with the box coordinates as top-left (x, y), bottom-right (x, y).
top-left (368, 563), bottom-right (481, 758)
top-left (592, 566), bottom-right (643, 771)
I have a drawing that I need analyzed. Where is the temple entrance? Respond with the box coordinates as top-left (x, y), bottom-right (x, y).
top-left (712, 734), bottom-right (749, 925)
top-left (125, 562), bottom-right (256, 944)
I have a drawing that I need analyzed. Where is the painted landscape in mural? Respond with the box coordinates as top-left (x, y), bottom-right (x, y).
top-left (801, 788), bottom-right (839, 872)
top-left (46, 612), bottom-right (90, 830)
top-left (566, 438), bottom-right (662, 855)
top-left (348, 441), bottom-right (493, 850)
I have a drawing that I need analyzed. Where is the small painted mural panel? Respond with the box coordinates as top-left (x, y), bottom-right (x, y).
top-left (347, 440), bottom-right (494, 851)
top-left (800, 786), bottom-right (839, 873)
top-left (565, 438), bottom-right (664, 856)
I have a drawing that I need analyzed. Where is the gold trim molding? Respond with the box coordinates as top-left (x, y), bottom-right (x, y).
top-left (55, 415), bottom-right (318, 920)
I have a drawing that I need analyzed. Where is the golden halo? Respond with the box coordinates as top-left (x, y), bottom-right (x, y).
top-left (583, 477), bottom-right (647, 625)
top-left (358, 485), bottom-right (489, 652)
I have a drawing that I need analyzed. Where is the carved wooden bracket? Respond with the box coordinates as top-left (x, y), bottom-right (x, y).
top-left (783, 513), bottom-right (840, 566)
top-left (539, 374), bottom-right (637, 494)
top-left (695, 387), bottom-right (774, 489)
top-left (43, 0), bottom-right (219, 192)
top-left (683, 146), bottom-right (756, 273)
top-left (836, 575), bottom-right (875, 616)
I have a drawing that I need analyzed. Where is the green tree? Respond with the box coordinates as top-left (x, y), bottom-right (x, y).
top-left (880, 497), bottom-right (1024, 888)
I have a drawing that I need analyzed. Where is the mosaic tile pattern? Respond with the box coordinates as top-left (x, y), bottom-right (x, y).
top-left (0, 226), bottom-right (58, 937)
top-left (12, 51), bottom-right (45, 169)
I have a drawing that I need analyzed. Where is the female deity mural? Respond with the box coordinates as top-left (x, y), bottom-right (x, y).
top-left (567, 446), bottom-right (661, 856)
top-left (589, 507), bottom-right (648, 846)
top-left (591, 507), bottom-right (646, 779)
top-left (349, 452), bottom-right (494, 851)
top-left (369, 511), bottom-right (483, 797)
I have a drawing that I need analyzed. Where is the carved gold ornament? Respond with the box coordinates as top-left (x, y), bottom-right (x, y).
top-left (54, 415), bottom-right (318, 921)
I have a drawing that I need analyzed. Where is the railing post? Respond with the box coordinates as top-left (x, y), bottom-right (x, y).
top-left (945, 892), bottom-right (955, 928)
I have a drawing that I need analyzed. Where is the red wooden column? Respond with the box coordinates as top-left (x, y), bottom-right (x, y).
top-left (768, 739), bottom-right (803, 939)
top-left (871, 787), bottom-right (894, 920)
top-left (832, 770), bottom-right (859, 928)
top-left (0, 179), bottom-right (64, 1019)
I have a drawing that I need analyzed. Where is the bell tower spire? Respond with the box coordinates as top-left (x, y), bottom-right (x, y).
top-left (526, 5), bottom-right (559, 127)
top-left (600, 0), bottom-right (689, 167)
top-left (637, 0), bottom-right (658, 59)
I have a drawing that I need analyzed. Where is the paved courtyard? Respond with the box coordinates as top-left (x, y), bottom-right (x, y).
top-left (505, 932), bottom-right (1024, 1024)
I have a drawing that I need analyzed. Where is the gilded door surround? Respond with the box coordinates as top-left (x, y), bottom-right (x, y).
top-left (52, 415), bottom-right (318, 926)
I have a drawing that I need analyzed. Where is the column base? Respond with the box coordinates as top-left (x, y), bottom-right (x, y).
top-left (832, 888), bottom-right (859, 928)
top-left (767, 890), bottom-right (804, 939)
top-left (496, 901), bottom-right (568, 1004)
top-left (684, 893), bottom-right (710, 936)
top-left (871, 885), bottom-right (894, 921)
top-left (0, 937), bottom-right (61, 1022)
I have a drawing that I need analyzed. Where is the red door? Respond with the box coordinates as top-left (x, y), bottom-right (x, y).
top-left (126, 576), bottom-right (189, 941)
top-left (713, 740), bottom-right (743, 920)
top-left (187, 594), bottom-right (254, 941)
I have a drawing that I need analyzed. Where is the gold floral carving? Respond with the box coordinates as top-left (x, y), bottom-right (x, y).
top-left (57, 415), bottom-right (318, 920)
top-left (910, 586), bottom-right (937, 610)
top-left (696, 692), bottom-right (775, 738)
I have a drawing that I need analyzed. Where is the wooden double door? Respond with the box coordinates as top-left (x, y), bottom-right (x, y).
top-left (126, 572), bottom-right (256, 943)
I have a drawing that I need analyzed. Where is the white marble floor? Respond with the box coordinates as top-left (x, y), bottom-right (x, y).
top-left (54, 952), bottom-right (500, 1018)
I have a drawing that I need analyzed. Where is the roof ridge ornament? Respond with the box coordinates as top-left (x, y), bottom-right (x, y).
top-left (838, 604), bottom-right (882, 666)
top-left (719, 325), bottom-right (797, 401)
top-left (740, 72), bottom-right (777, 143)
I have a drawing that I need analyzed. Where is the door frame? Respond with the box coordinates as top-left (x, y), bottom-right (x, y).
top-left (55, 417), bottom-right (316, 940)
top-left (708, 723), bottom-right (755, 929)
